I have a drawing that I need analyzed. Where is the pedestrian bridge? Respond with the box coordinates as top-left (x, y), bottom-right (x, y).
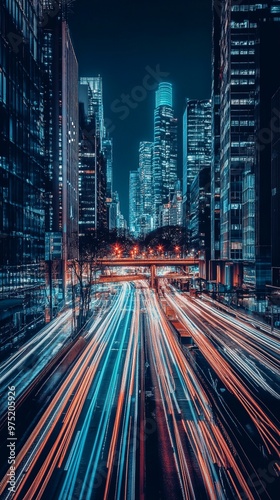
top-left (96, 257), bottom-right (204, 288)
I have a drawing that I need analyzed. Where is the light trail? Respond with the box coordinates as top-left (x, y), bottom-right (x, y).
top-left (164, 290), bottom-right (280, 459)
top-left (0, 284), bottom-right (131, 499)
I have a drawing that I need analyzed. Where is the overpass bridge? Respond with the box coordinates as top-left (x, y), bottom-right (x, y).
top-left (96, 257), bottom-right (204, 288)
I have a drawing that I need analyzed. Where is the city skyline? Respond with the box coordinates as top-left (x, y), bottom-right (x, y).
top-left (68, 0), bottom-right (212, 220)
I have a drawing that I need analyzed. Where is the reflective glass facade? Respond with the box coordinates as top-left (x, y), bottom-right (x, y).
top-left (182, 99), bottom-right (211, 230)
top-left (78, 85), bottom-right (107, 236)
top-left (153, 82), bottom-right (177, 228)
top-left (271, 87), bottom-right (280, 286)
top-left (80, 76), bottom-right (104, 144)
top-left (129, 171), bottom-right (140, 236)
top-left (217, 0), bottom-right (280, 289)
top-left (138, 141), bottom-right (153, 235)
top-left (211, 0), bottom-right (221, 260)
top-left (0, 0), bottom-right (45, 338)
top-left (43, 11), bottom-right (79, 304)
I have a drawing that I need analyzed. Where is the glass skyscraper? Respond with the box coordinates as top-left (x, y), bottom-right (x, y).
top-left (129, 171), bottom-right (140, 237)
top-left (138, 141), bottom-right (153, 235)
top-left (153, 82), bottom-right (177, 228)
top-left (78, 80), bottom-right (107, 235)
top-left (79, 76), bottom-right (104, 145)
top-left (216, 0), bottom-right (280, 290)
top-left (182, 99), bottom-right (211, 230)
top-left (0, 0), bottom-right (45, 338)
top-left (43, 8), bottom-right (79, 299)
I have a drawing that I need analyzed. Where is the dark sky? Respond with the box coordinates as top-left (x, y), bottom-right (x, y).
top-left (68, 0), bottom-right (212, 221)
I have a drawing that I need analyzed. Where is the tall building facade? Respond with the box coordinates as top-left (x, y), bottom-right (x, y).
top-left (211, 0), bottom-right (221, 261)
top-left (138, 141), bottom-right (153, 235)
top-left (190, 168), bottom-right (211, 278)
top-left (103, 138), bottom-right (113, 200)
top-left (129, 171), bottom-right (140, 237)
top-left (79, 76), bottom-right (104, 143)
top-left (43, 5), bottom-right (79, 298)
top-left (153, 82), bottom-right (178, 228)
top-left (0, 0), bottom-right (45, 338)
top-left (216, 0), bottom-right (280, 290)
top-left (182, 99), bottom-right (211, 230)
top-left (160, 180), bottom-right (183, 227)
top-left (271, 87), bottom-right (280, 287)
top-left (78, 80), bottom-right (107, 236)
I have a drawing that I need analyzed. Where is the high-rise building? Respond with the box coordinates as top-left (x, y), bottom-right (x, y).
top-left (0, 0), bottom-right (45, 337)
top-left (271, 87), bottom-right (280, 287)
top-left (215, 0), bottom-right (280, 291)
top-left (182, 99), bottom-right (211, 230)
top-left (78, 82), bottom-right (107, 236)
top-left (138, 142), bottom-right (153, 235)
top-left (211, 0), bottom-right (221, 262)
top-left (153, 82), bottom-right (177, 227)
top-left (189, 169), bottom-right (211, 278)
top-left (43, 5), bottom-right (79, 298)
top-left (79, 76), bottom-right (104, 143)
top-left (129, 171), bottom-right (141, 237)
top-left (103, 138), bottom-right (113, 200)
top-left (159, 180), bottom-right (183, 228)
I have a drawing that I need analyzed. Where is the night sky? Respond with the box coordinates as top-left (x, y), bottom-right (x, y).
top-left (68, 0), bottom-right (212, 220)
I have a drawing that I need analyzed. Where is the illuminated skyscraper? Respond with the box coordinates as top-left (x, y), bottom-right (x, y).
top-left (153, 82), bottom-right (178, 228)
top-left (0, 0), bottom-right (45, 336)
top-left (139, 142), bottom-right (154, 235)
top-left (129, 171), bottom-right (140, 237)
top-left (78, 83), bottom-right (107, 236)
top-left (182, 99), bottom-right (211, 230)
top-left (271, 87), bottom-right (280, 287)
top-left (102, 138), bottom-right (113, 200)
top-left (212, 0), bottom-right (280, 291)
top-left (43, 5), bottom-right (79, 300)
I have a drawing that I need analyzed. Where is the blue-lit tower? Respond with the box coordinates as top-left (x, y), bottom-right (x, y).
top-left (153, 82), bottom-right (178, 228)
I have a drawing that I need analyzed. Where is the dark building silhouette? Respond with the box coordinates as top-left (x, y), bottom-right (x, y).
top-left (78, 80), bottom-right (107, 238)
top-left (190, 168), bottom-right (211, 279)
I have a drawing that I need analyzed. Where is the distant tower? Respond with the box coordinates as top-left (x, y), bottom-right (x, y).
top-left (153, 82), bottom-right (177, 228)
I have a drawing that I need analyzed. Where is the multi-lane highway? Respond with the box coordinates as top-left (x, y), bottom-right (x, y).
top-left (164, 288), bottom-right (280, 458)
top-left (0, 281), bottom-right (279, 499)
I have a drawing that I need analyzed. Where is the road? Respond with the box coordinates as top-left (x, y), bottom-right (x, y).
top-left (0, 281), bottom-right (279, 499)
top-left (0, 283), bottom-right (143, 500)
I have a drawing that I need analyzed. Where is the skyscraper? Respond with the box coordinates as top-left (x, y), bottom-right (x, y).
top-left (182, 99), bottom-right (211, 230)
top-left (214, 0), bottom-right (280, 291)
top-left (271, 87), bottom-right (280, 287)
top-left (0, 0), bottom-right (45, 337)
top-left (211, 0), bottom-right (221, 262)
top-left (129, 171), bottom-right (140, 237)
top-left (79, 76), bottom-right (104, 144)
top-left (190, 168), bottom-right (211, 278)
top-left (153, 82), bottom-right (177, 228)
top-left (78, 81), bottom-right (107, 235)
top-left (43, 5), bottom-right (79, 297)
top-left (138, 142), bottom-right (153, 235)
top-left (103, 138), bottom-right (113, 201)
